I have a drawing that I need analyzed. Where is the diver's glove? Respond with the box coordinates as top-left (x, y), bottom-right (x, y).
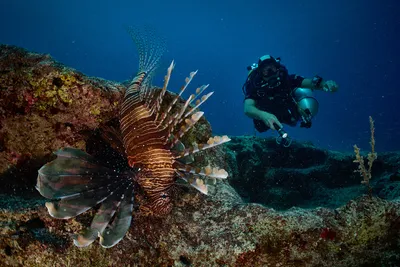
top-left (273, 123), bottom-right (292, 147)
top-left (321, 80), bottom-right (339, 92)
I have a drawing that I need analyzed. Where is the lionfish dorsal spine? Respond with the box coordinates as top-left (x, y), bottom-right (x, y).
top-left (157, 69), bottom-right (197, 125)
top-left (154, 61), bottom-right (175, 121)
top-left (173, 135), bottom-right (231, 160)
top-left (169, 111), bottom-right (204, 148)
top-left (182, 90), bottom-right (213, 120)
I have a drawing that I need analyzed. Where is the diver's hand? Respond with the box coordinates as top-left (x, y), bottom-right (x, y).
top-left (322, 80), bottom-right (338, 92)
top-left (260, 112), bottom-right (282, 130)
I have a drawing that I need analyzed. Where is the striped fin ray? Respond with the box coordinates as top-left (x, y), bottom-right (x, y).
top-left (175, 170), bottom-right (208, 194)
top-left (158, 69), bottom-right (198, 125)
top-left (98, 182), bottom-right (134, 248)
top-left (36, 148), bottom-right (130, 200)
top-left (187, 84), bottom-right (209, 107)
top-left (161, 83), bottom-right (211, 128)
top-left (73, 181), bottom-right (135, 248)
top-left (174, 161), bottom-right (228, 180)
top-left (160, 83), bottom-right (213, 148)
top-left (126, 26), bottom-right (164, 106)
top-left (126, 26), bottom-right (165, 77)
top-left (180, 90), bottom-right (213, 123)
top-left (174, 163), bottom-right (227, 195)
top-left (161, 94), bottom-right (195, 142)
top-left (169, 111), bottom-right (204, 148)
top-left (72, 180), bottom-right (132, 247)
top-left (154, 61), bottom-right (175, 121)
top-left (173, 135), bottom-right (231, 160)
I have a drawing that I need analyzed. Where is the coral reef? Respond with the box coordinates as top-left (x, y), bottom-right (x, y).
top-left (0, 45), bottom-right (124, 175)
top-left (1, 189), bottom-right (399, 266)
top-left (1, 45), bottom-right (399, 266)
top-left (225, 136), bottom-right (400, 210)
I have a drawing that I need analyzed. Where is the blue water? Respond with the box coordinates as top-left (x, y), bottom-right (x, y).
top-left (1, 0), bottom-right (399, 152)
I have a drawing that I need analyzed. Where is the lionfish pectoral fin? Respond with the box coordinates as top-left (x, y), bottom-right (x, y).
top-left (37, 147), bottom-right (117, 200)
top-left (98, 183), bottom-right (134, 248)
top-left (73, 181), bottom-right (134, 248)
top-left (36, 147), bottom-right (133, 220)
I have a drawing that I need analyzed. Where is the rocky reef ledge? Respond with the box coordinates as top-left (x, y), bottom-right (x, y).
top-left (0, 45), bottom-right (399, 266)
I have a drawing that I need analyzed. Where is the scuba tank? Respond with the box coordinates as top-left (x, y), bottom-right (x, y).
top-left (292, 88), bottom-right (319, 128)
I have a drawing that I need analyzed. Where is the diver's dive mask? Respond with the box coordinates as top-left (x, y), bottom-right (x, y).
top-left (258, 55), bottom-right (283, 89)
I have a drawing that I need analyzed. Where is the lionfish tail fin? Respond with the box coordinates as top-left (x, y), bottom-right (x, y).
top-left (36, 147), bottom-right (134, 248)
top-left (127, 25), bottom-right (165, 76)
top-left (122, 26), bottom-right (165, 116)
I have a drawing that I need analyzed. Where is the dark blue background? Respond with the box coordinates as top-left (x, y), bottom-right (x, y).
top-left (1, 0), bottom-right (399, 152)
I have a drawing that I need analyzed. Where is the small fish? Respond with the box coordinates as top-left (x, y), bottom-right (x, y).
top-left (36, 26), bottom-right (230, 248)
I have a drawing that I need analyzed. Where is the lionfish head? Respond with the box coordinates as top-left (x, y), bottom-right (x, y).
top-left (143, 191), bottom-right (173, 216)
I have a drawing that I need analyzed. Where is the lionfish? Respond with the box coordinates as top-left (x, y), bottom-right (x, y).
top-left (35, 27), bottom-right (231, 248)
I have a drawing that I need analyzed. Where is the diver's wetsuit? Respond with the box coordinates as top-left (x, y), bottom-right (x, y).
top-left (244, 70), bottom-right (305, 132)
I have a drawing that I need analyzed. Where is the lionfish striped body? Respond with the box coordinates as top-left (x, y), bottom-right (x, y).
top-left (120, 68), bottom-right (176, 215)
top-left (35, 27), bottom-right (230, 248)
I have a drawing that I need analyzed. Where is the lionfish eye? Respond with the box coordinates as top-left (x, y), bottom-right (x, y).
top-left (161, 192), bottom-right (168, 199)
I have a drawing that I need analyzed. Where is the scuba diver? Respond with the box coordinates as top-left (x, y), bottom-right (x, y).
top-left (243, 55), bottom-right (338, 146)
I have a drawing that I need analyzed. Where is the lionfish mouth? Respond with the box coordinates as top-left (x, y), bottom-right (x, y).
top-left (36, 26), bottom-right (231, 248)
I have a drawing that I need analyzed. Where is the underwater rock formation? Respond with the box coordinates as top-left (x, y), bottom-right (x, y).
top-left (0, 45), bottom-right (123, 176)
top-left (1, 46), bottom-right (399, 266)
top-left (1, 188), bottom-right (399, 266)
top-left (225, 136), bottom-right (400, 210)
